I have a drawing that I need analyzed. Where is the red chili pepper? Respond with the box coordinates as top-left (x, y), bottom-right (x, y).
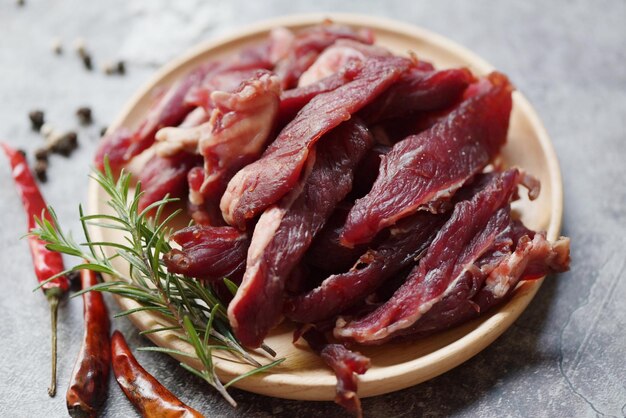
top-left (66, 269), bottom-right (111, 417)
top-left (1, 142), bottom-right (70, 397)
top-left (111, 330), bottom-right (204, 418)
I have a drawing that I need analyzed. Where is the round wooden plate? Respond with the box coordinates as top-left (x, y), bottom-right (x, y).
top-left (88, 13), bottom-right (563, 401)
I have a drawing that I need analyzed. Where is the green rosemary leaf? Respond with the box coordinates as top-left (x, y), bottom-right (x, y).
top-left (138, 197), bottom-right (180, 223)
top-left (69, 262), bottom-right (116, 275)
top-left (28, 161), bottom-right (284, 406)
top-left (80, 212), bottom-right (131, 227)
top-left (83, 221), bottom-right (129, 231)
top-left (44, 243), bottom-right (84, 258)
top-left (113, 305), bottom-right (171, 318)
top-left (205, 304), bottom-right (220, 349)
top-left (71, 281), bottom-right (128, 297)
top-left (81, 241), bottom-right (140, 256)
top-left (224, 358), bottom-right (286, 389)
top-left (223, 278), bottom-right (239, 296)
top-left (146, 208), bottom-right (182, 249)
top-left (179, 362), bottom-right (210, 382)
top-left (183, 315), bottom-right (210, 369)
top-left (139, 326), bottom-right (181, 336)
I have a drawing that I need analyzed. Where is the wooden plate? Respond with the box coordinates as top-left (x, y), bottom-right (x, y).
top-left (88, 13), bottom-right (563, 401)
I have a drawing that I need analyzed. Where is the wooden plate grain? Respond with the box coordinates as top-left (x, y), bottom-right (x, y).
top-left (88, 13), bottom-right (563, 400)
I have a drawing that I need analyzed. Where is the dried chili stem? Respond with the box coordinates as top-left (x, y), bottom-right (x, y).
top-left (47, 294), bottom-right (60, 397)
top-left (2, 142), bottom-right (70, 398)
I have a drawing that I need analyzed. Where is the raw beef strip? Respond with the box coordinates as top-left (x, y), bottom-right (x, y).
top-left (286, 211), bottom-right (446, 324)
top-left (184, 68), bottom-right (270, 111)
top-left (156, 71), bottom-right (281, 204)
top-left (278, 61), bottom-right (361, 127)
top-left (334, 169), bottom-right (529, 343)
top-left (354, 59), bottom-right (439, 148)
top-left (272, 23), bottom-right (375, 88)
top-left (360, 67), bottom-right (474, 124)
top-left (340, 72), bottom-right (513, 246)
top-left (298, 39), bottom-right (391, 86)
top-left (186, 196), bottom-right (228, 227)
top-left (228, 120), bottom-right (373, 347)
top-left (401, 228), bottom-right (570, 339)
top-left (475, 232), bottom-right (570, 307)
top-left (183, 43), bottom-right (274, 111)
top-left (163, 225), bottom-right (249, 282)
top-left (137, 152), bottom-right (203, 212)
top-left (369, 80), bottom-right (476, 146)
top-left (95, 45), bottom-right (272, 172)
top-left (221, 56), bottom-right (410, 229)
top-left (369, 103), bottom-right (459, 145)
top-left (300, 328), bottom-right (370, 418)
top-left (305, 204), bottom-right (366, 274)
top-left (128, 66), bottom-right (208, 153)
top-left (94, 67), bottom-right (207, 172)
top-left (267, 27), bottom-right (295, 64)
top-left (375, 211), bottom-right (519, 339)
top-left (94, 128), bottom-right (133, 172)
top-left (284, 263), bottom-right (322, 295)
top-left (349, 145), bottom-right (390, 199)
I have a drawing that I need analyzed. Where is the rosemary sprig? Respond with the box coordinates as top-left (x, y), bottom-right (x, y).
top-left (31, 161), bottom-right (284, 406)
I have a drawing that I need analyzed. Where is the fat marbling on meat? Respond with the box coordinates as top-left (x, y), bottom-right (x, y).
top-left (399, 223), bottom-right (570, 340)
top-left (95, 44), bottom-right (272, 172)
top-left (297, 38), bottom-right (391, 87)
top-left (335, 169), bottom-right (533, 343)
top-left (277, 61), bottom-right (361, 128)
top-left (221, 56), bottom-right (410, 230)
top-left (340, 72), bottom-right (513, 247)
top-left (163, 225), bottom-right (249, 282)
top-left (270, 23), bottom-right (375, 89)
top-left (95, 66), bottom-right (208, 172)
top-left (155, 71), bottom-right (281, 206)
top-left (359, 67), bottom-right (474, 124)
top-left (228, 119), bottom-right (373, 347)
top-left (286, 211), bottom-right (445, 324)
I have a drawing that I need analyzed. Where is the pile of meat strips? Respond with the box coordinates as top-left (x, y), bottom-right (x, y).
top-left (96, 22), bottom-right (570, 416)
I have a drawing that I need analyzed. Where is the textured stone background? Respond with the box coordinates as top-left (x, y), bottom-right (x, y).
top-left (1, 1), bottom-right (625, 417)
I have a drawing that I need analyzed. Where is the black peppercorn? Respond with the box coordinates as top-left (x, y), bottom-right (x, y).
top-left (116, 60), bottom-right (126, 75)
top-left (82, 54), bottom-right (93, 71)
top-left (28, 110), bottom-right (45, 131)
top-left (34, 147), bottom-right (48, 162)
top-left (34, 160), bottom-right (48, 182)
top-left (50, 132), bottom-right (78, 157)
top-left (51, 38), bottom-right (63, 55)
top-left (76, 107), bottom-right (93, 125)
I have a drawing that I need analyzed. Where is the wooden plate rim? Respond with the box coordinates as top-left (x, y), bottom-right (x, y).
top-left (88, 13), bottom-right (563, 400)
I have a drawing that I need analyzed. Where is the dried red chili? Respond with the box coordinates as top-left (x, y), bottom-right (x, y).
top-left (111, 331), bottom-right (204, 418)
top-left (66, 268), bottom-right (111, 417)
top-left (1, 142), bottom-right (70, 396)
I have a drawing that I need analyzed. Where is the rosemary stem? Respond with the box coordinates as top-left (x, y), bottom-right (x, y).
top-left (31, 163), bottom-right (285, 406)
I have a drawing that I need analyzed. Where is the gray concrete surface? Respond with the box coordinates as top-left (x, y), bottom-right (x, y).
top-left (1, 0), bottom-right (625, 417)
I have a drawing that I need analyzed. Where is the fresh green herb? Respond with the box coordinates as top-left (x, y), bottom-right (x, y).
top-left (31, 160), bottom-right (284, 406)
